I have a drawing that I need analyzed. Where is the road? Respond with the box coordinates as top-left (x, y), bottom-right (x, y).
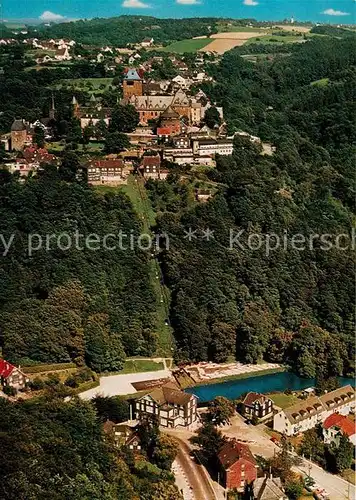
top-left (293, 457), bottom-right (355, 500)
top-left (166, 433), bottom-right (221, 500)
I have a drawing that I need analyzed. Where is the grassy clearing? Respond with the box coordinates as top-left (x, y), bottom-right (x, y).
top-left (311, 78), bottom-right (330, 87)
top-left (119, 358), bottom-right (164, 374)
top-left (47, 141), bottom-right (104, 153)
top-left (245, 34), bottom-right (304, 45)
top-left (268, 392), bottom-right (299, 409)
top-left (119, 176), bottom-right (173, 357)
top-left (53, 77), bottom-right (114, 94)
top-left (217, 23), bottom-right (266, 33)
top-left (161, 38), bottom-right (212, 53)
top-left (23, 362), bottom-right (76, 374)
top-left (191, 367), bottom-right (286, 388)
top-left (341, 469), bottom-right (356, 485)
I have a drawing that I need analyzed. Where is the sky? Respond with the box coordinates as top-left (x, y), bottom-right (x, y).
top-left (3, 0), bottom-right (356, 24)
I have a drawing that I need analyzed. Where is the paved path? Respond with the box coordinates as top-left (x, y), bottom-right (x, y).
top-left (79, 369), bottom-right (171, 399)
top-left (173, 436), bottom-right (219, 500)
top-left (293, 457), bottom-right (355, 500)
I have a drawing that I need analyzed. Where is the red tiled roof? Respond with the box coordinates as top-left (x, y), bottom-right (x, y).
top-left (0, 359), bottom-right (15, 378)
top-left (218, 439), bottom-right (256, 469)
top-left (92, 160), bottom-right (124, 168)
top-left (142, 155), bottom-right (161, 167)
top-left (323, 413), bottom-right (356, 437)
top-left (157, 127), bottom-right (174, 136)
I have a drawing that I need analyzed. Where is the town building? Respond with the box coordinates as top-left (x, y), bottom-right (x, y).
top-left (242, 392), bottom-right (274, 421)
top-left (192, 138), bottom-right (234, 157)
top-left (218, 439), bottom-right (257, 491)
top-left (87, 159), bottom-right (131, 185)
top-left (252, 475), bottom-right (287, 499)
top-left (73, 95), bottom-right (112, 129)
top-left (103, 420), bottom-right (142, 453)
top-left (135, 381), bottom-right (197, 428)
top-left (273, 386), bottom-right (355, 436)
top-left (11, 119), bottom-right (29, 151)
top-left (323, 413), bottom-right (356, 446)
top-left (140, 155), bottom-right (168, 180)
top-left (141, 37), bottom-right (154, 47)
top-left (123, 68), bottom-right (144, 100)
top-left (0, 359), bottom-right (29, 391)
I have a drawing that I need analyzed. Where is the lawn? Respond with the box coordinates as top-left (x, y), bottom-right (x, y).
top-left (119, 358), bottom-right (164, 374)
top-left (245, 34), bottom-right (304, 45)
top-left (53, 77), bottom-right (114, 94)
top-left (161, 38), bottom-right (212, 53)
top-left (47, 141), bottom-right (104, 153)
top-left (217, 23), bottom-right (266, 33)
top-left (311, 78), bottom-right (330, 87)
top-left (119, 177), bottom-right (173, 357)
top-left (268, 392), bottom-right (299, 409)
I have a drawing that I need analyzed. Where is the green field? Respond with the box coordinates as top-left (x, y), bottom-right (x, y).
top-left (245, 34), bottom-right (305, 45)
top-left (217, 22), bottom-right (266, 33)
top-left (53, 77), bottom-right (114, 94)
top-left (311, 78), bottom-right (330, 87)
top-left (268, 392), bottom-right (299, 409)
top-left (119, 358), bottom-right (164, 374)
top-left (161, 38), bottom-right (212, 53)
top-left (120, 177), bottom-right (173, 357)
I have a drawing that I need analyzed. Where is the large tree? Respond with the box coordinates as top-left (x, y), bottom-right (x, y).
top-left (109, 104), bottom-right (139, 133)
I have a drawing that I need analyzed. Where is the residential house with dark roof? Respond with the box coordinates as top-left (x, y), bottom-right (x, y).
top-left (273, 385), bottom-right (355, 436)
top-left (217, 439), bottom-right (257, 491)
top-left (103, 420), bottom-right (142, 452)
top-left (140, 154), bottom-right (168, 180)
top-left (252, 475), bottom-right (287, 499)
top-left (243, 392), bottom-right (274, 421)
top-left (87, 159), bottom-right (132, 185)
top-left (0, 359), bottom-right (29, 391)
top-left (135, 382), bottom-right (197, 428)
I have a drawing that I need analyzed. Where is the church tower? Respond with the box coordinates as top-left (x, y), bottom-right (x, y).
top-left (123, 68), bottom-right (143, 101)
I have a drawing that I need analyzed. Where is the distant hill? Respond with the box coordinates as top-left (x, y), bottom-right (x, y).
top-left (31, 16), bottom-right (220, 47)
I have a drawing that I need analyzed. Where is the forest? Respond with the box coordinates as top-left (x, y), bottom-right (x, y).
top-left (0, 395), bottom-right (181, 499)
top-left (0, 167), bottom-right (158, 368)
top-left (31, 16), bottom-right (219, 47)
top-left (148, 32), bottom-right (356, 378)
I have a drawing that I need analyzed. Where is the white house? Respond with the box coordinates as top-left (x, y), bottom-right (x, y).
top-left (273, 386), bottom-right (355, 437)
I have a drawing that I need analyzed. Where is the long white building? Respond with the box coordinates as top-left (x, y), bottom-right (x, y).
top-left (273, 385), bottom-right (355, 436)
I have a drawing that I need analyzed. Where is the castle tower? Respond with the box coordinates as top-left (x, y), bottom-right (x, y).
top-left (11, 119), bottom-right (27, 151)
top-left (123, 68), bottom-right (143, 101)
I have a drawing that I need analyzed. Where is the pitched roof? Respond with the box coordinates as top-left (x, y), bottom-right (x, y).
top-left (161, 106), bottom-right (180, 120)
top-left (243, 392), bottom-right (272, 406)
top-left (218, 439), bottom-right (256, 470)
top-left (319, 385), bottom-right (355, 409)
top-left (146, 382), bottom-right (193, 407)
top-left (253, 476), bottom-right (286, 500)
top-left (142, 155), bottom-right (161, 167)
top-left (124, 68), bottom-right (143, 81)
top-left (11, 119), bottom-right (26, 131)
top-left (157, 127), bottom-right (174, 136)
top-left (283, 385), bottom-right (355, 425)
top-left (323, 413), bottom-right (356, 437)
top-left (91, 159), bottom-right (124, 169)
top-left (0, 359), bottom-right (16, 378)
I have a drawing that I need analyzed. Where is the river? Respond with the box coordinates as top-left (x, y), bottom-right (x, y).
top-left (185, 371), bottom-right (354, 403)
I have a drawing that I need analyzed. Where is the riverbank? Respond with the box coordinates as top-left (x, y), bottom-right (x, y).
top-left (185, 371), bottom-right (354, 403)
top-left (188, 366), bottom-right (286, 388)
